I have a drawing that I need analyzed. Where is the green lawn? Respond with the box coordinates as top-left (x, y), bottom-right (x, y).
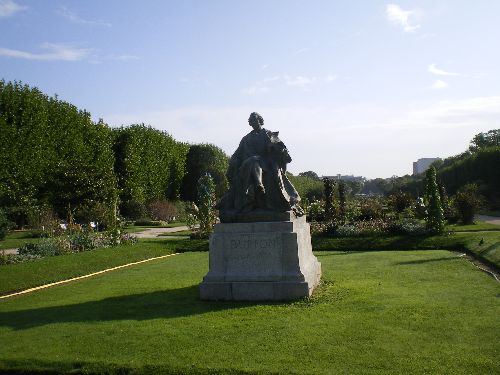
top-left (312, 230), bottom-right (500, 269)
top-left (0, 231), bottom-right (42, 250)
top-left (480, 210), bottom-right (500, 217)
top-left (449, 221), bottom-right (500, 232)
top-left (0, 250), bottom-right (498, 374)
top-left (158, 229), bottom-right (192, 236)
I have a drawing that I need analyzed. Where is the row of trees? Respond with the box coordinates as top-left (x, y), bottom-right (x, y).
top-left (360, 129), bottom-right (500, 209)
top-left (0, 80), bottom-right (229, 227)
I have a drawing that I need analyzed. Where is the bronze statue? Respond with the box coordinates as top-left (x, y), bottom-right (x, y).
top-left (219, 112), bottom-right (303, 221)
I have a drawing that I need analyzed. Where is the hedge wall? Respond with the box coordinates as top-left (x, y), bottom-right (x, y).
top-left (0, 80), bottom-right (118, 224)
top-left (113, 124), bottom-right (189, 206)
top-left (437, 146), bottom-right (500, 196)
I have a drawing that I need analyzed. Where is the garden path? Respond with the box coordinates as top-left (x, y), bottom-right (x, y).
top-left (133, 226), bottom-right (190, 238)
top-left (476, 215), bottom-right (500, 225)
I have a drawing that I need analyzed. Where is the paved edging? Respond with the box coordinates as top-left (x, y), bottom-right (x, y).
top-left (0, 253), bottom-right (180, 300)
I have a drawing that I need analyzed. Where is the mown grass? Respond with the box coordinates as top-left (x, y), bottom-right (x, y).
top-left (448, 221), bottom-right (500, 232)
top-left (0, 250), bottom-right (498, 374)
top-left (158, 229), bottom-right (192, 236)
top-left (0, 231), bottom-right (41, 250)
top-left (479, 210), bottom-right (500, 217)
top-left (312, 230), bottom-right (500, 270)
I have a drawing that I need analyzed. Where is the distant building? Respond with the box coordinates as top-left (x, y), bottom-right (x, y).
top-left (321, 174), bottom-right (366, 183)
top-left (412, 158), bottom-right (440, 175)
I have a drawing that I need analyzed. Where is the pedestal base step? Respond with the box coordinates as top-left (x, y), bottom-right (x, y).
top-left (200, 280), bottom-right (315, 301)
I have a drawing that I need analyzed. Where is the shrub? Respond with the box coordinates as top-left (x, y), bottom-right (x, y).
top-left (453, 184), bottom-right (484, 224)
top-left (388, 218), bottom-right (428, 236)
top-left (196, 174), bottom-right (218, 238)
top-left (322, 219), bottom-right (388, 237)
top-left (134, 219), bottom-right (167, 226)
top-left (13, 230), bottom-right (138, 263)
top-left (357, 198), bottom-right (385, 221)
top-left (0, 208), bottom-right (13, 240)
top-left (18, 237), bottom-right (71, 257)
top-left (424, 167), bottom-right (445, 234)
top-left (146, 200), bottom-right (178, 222)
top-left (304, 200), bottom-right (325, 222)
top-left (387, 191), bottom-right (414, 213)
top-left (181, 144), bottom-right (229, 201)
top-left (323, 178), bottom-right (336, 221)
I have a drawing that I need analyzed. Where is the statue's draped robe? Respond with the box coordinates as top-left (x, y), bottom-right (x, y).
top-left (225, 128), bottom-right (301, 213)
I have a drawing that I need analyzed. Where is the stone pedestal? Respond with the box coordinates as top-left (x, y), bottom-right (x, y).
top-left (199, 215), bottom-right (321, 301)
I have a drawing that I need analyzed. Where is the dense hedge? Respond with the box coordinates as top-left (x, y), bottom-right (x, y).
top-left (0, 80), bottom-right (118, 224)
top-left (113, 125), bottom-right (189, 208)
top-left (437, 147), bottom-right (500, 207)
top-left (437, 147), bottom-right (500, 194)
top-left (287, 174), bottom-right (324, 201)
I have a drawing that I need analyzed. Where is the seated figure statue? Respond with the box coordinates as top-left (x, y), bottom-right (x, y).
top-left (219, 112), bottom-right (304, 222)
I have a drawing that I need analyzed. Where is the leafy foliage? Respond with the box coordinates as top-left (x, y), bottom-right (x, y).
top-left (287, 174), bottom-right (324, 201)
top-left (453, 183), bottom-right (484, 224)
top-left (338, 181), bottom-right (347, 222)
top-left (469, 129), bottom-right (500, 152)
top-left (181, 144), bottom-right (229, 201)
top-left (298, 170), bottom-right (320, 180)
top-left (424, 167), bottom-right (445, 234)
top-left (196, 174), bottom-right (218, 237)
top-left (113, 124), bottom-right (189, 210)
top-left (0, 209), bottom-right (13, 240)
top-left (323, 178), bottom-right (336, 221)
top-left (0, 80), bottom-right (118, 226)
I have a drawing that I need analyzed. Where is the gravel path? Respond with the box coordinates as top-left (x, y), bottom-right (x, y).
top-left (476, 215), bottom-right (500, 225)
top-left (132, 226), bottom-right (190, 238)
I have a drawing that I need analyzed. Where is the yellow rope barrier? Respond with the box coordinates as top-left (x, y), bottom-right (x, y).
top-left (0, 253), bottom-right (180, 299)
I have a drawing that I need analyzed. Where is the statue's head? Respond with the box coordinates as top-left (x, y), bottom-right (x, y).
top-left (248, 112), bottom-right (264, 129)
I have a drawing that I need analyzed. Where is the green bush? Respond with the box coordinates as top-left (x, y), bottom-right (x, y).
top-left (12, 230), bottom-right (138, 264)
top-left (134, 220), bottom-right (167, 226)
top-left (0, 208), bottom-right (13, 240)
top-left (0, 80), bottom-right (118, 226)
top-left (424, 167), bottom-right (445, 234)
top-left (453, 184), bottom-right (484, 224)
top-left (388, 218), bottom-right (428, 236)
top-left (113, 124), bottom-right (189, 211)
top-left (181, 144), bottom-right (229, 202)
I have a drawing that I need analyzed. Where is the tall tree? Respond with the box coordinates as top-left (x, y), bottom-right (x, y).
top-left (181, 144), bottom-right (229, 202)
top-left (424, 167), bottom-right (445, 234)
top-left (469, 129), bottom-right (500, 152)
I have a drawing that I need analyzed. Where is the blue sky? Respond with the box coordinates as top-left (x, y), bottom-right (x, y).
top-left (1, 0), bottom-right (499, 178)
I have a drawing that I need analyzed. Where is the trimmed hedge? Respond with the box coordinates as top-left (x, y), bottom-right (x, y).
top-left (0, 80), bottom-right (118, 224)
top-left (113, 125), bottom-right (189, 209)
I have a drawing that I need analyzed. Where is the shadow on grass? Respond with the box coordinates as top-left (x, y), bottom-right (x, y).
top-left (395, 257), bottom-right (458, 266)
top-left (0, 285), bottom-right (260, 330)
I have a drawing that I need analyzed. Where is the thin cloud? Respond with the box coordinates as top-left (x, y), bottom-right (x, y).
top-left (241, 76), bottom-right (280, 95)
top-left (386, 4), bottom-right (421, 33)
top-left (428, 63), bottom-right (460, 76)
top-left (284, 75), bottom-right (316, 89)
top-left (104, 96), bottom-right (500, 178)
top-left (325, 74), bottom-right (338, 82)
top-left (294, 47), bottom-right (310, 55)
top-left (57, 6), bottom-right (111, 27)
top-left (0, 43), bottom-right (139, 63)
top-left (0, 0), bottom-right (27, 17)
top-left (431, 80), bottom-right (448, 89)
top-left (0, 43), bottom-right (91, 61)
top-left (242, 73), bottom-right (337, 94)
